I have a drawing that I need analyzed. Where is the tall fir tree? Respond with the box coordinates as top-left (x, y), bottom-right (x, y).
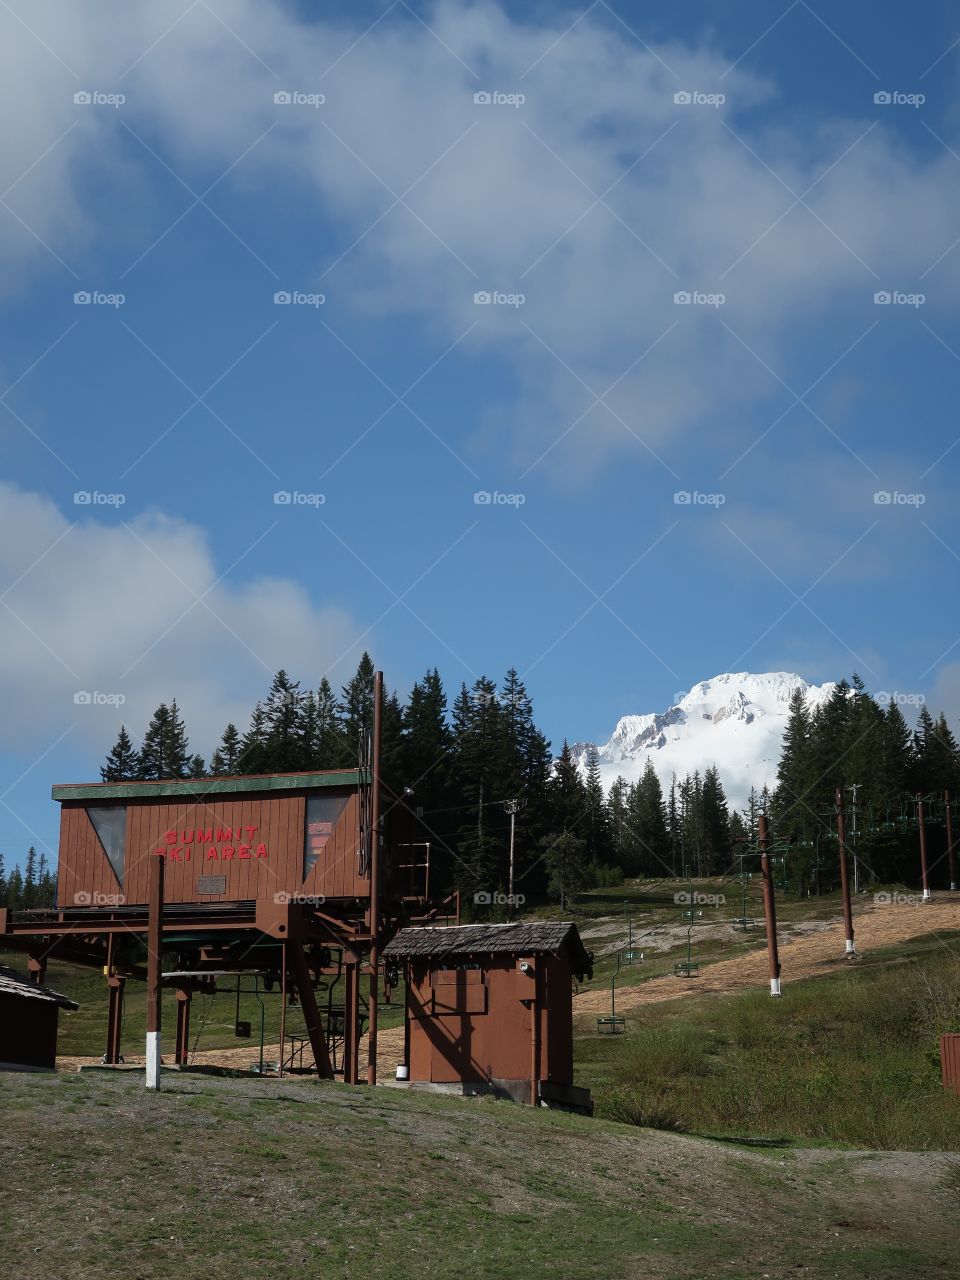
top-left (210, 723), bottom-right (242, 775)
top-left (101, 725), bottom-right (139, 782)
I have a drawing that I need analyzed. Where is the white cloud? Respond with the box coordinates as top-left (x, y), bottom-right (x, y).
top-left (0, 481), bottom-right (361, 754)
top-left (1, 0), bottom-right (959, 481)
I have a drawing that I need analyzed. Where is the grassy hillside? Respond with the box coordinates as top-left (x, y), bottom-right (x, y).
top-left (2, 1070), bottom-right (958, 1280)
top-left (580, 934), bottom-right (960, 1150)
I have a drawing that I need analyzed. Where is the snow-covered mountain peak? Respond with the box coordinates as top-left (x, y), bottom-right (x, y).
top-left (574, 672), bottom-right (835, 804)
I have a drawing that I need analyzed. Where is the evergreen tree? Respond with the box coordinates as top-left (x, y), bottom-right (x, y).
top-left (23, 846), bottom-right (37, 910)
top-left (701, 765), bottom-right (731, 872)
top-left (101, 725), bottom-right (139, 782)
top-left (263, 669), bottom-right (303, 772)
top-left (773, 687), bottom-right (815, 838)
top-left (582, 744), bottom-right (612, 866)
top-left (540, 829), bottom-right (587, 910)
top-left (339, 652), bottom-right (376, 766)
top-left (137, 702), bottom-right (191, 780)
top-left (188, 754), bottom-right (206, 778)
top-left (315, 677), bottom-right (345, 767)
top-left (210, 723), bottom-right (242, 775)
top-left (239, 702), bottom-right (270, 775)
top-left (634, 759), bottom-right (671, 875)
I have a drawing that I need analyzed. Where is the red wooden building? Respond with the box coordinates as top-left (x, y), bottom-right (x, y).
top-left (0, 726), bottom-right (453, 1080)
top-left (383, 922), bottom-right (594, 1113)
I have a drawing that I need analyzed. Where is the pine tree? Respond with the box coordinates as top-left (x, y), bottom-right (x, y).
top-left (0, 852), bottom-right (6, 904)
top-left (608, 777), bottom-right (629, 869)
top-left (633, 759), bottom-right (671, 875)
top-left (540, 829), bottom-right (587, 910)
top-left (101, 725), bottom-right (139, 782)
top-left (774, 687), bottom-right (815, 838)
top-left (582, 744), bottom-right (612, 866)
top-left (701, 765), bottom-right (731, 872)
top-left (239, 702), bottom-right (270, 775)
top-left (263, 670), bottom-right (303, 772)
top-left (315, 677), bottom-right (344, 767)
top-left (23, 846), bottom-right (37, 909)
top-left (339, 653), bottom-right (376, 766)
top-left (137, 703), bottom-right (190, 780)
top-left (6, 865), bottom-right (23, 910)
top-left (188, 754), bottom-right (206, 778)
top-left (210, 723), bottom-right (242, 775)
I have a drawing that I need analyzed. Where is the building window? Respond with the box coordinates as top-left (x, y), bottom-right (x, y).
top-left (303, 794), bottom-right (349, 880)
top-left (87, 806), bottom-right (127, 885)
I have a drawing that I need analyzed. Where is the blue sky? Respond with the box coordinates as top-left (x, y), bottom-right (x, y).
top-left (1, 0), bottom-right (959, 866)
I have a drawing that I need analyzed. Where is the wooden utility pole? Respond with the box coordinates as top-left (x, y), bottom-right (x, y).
top-left (835, 787), bottom-right (857, 958)
top-left (145, 852), bottom-right (164, 1090)
top-left (917, 794), bottom-right (932, 902)
top-left (367, 670), bottom-right (383, 1085)
top-left (945, 791), bottom-right (957, 892)
top-left (758, 814), bottom-right (781, 996)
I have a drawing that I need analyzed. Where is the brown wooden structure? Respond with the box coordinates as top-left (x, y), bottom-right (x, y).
top-left (0, 688), bottom-right (455, 1079)
top-left (0, 964), bottom-right (78, 1070)
top-left (383, 922), bottom-right (594, 1113)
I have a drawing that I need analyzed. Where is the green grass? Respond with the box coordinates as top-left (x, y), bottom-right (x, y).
top-left (1, 1070), bottom-right (957, 1279)
top-left (577, 937), bottom-right (960, 1150)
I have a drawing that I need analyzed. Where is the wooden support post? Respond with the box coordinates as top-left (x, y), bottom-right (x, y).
top-left (278, 943), bottom-right (287, 1079)
top-left (174, 989), bottom-right (191, 1066)
top-left (946, 791), bottom-right (957, 893)
top-left (343, 958), bottom-right (360, 1084)
top-left (367, 670), bottom-right (383, 1086)
top-left (105, 976), bottom-right (125, 1064)
top-left (836, 787), bottom-right (857, 956)
top-left (288, 941), bottom-right (334, 1079)
top-left (145, 853), bottom-right (164, 1089)
top-left (917, 794), bottom-right (932, 901)
top-left (758, 814), bottom-right (782, 995)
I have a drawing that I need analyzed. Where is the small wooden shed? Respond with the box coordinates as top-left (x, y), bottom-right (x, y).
top-left (0, 965), bottom-right (78, 1071)
top-left (383, 922), bottom-right (593, 1113)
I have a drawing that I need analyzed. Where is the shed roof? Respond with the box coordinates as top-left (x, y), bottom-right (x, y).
top-left (0, 965), bottom-right (79, 1010)
top-left (383, 922), bottom-right (593, 976)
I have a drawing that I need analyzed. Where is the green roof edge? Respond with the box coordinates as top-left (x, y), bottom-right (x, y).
top-left (52, 769), bottom-right (366, 803)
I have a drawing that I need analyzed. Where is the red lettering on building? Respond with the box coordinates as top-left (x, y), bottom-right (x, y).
top-left (256, 844), bottom-right (268, 858)
top-left (165, 831), bottom-right (177, 845)
top-left (238, 845), bottom-right (251, 859)
top-left (206, 847), bottom-right (219, 860)
top-left (222, 846), bottom-right (235, 860)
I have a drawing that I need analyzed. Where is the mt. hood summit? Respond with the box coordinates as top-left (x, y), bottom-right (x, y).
top-left (572, 672), bottom-right (835, 805)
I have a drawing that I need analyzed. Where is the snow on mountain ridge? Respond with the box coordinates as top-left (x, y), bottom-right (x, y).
top-left (573, 672), bottom-right (835, 804)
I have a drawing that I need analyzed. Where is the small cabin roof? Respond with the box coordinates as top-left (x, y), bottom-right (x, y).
top-left (0, 965), bottom-right (79, 1010)
top-left (383, 922), bottom-right (593, 977)
top-left (52, 768), bottom-right (366, 803)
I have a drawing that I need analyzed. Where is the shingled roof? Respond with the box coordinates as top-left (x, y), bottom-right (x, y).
top-left (0, 965), bottom-right (79, 1010)
top-left (383, 922), bottom-right (593, 977)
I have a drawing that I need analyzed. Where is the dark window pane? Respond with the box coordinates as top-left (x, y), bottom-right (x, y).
top-left (87, 806), bottom-right (127, 885)
top-left (303, 794), bottom-right (349, 880)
